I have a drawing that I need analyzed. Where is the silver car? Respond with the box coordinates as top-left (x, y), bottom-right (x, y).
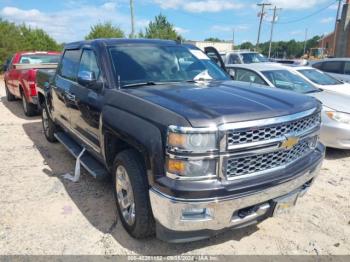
top-left (311, 58), bottom-right (350, 83)
top-left (227, 63), bottom-right (350, 149)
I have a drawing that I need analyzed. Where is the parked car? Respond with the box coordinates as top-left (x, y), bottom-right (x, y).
top-left (225, 63), bottom-right (350, 149)
top-left (289, 66), bottom-right (350, 96)
top-left (3, 51), bottom-right (61, 116)
top-left (218, 50), bottom-right (269, 65)
top-left (311, 58), bottom-right (350, 83)
top-left (271, 58), bottom-right (308, 66)
top-left (37, 39), bottom-right (324, 243)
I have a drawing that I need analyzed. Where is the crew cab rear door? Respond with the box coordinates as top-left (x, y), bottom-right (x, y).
top-left (204, 46), bottom-right (226, 71)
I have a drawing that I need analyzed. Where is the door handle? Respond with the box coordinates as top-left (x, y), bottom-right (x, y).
top-left (65, 92), bottom-right (76, 102)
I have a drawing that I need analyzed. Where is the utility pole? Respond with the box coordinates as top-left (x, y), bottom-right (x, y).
top-left (268, 6), bottom-right (281, 58)
top-left (332, 0), bottom-right (342, 56)
top-left (256, 2), bottom-right (271, 50)
top-left (129, 0), bottom-right (135, 38)
top-left (232, 28), bottom-right (235, 46)
top-left (303, 28), bottom-right (308, 55)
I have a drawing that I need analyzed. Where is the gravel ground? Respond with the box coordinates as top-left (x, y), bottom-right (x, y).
top-left (0, 80), bottom-right (349, 255)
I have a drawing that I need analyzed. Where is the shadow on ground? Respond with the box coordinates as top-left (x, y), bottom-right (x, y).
top-left (1, 96), bottom-right (40, 120)
top-left (325, 147), bottom-right (350, 160)
top-left (22, 120), bottom-right (259, 255)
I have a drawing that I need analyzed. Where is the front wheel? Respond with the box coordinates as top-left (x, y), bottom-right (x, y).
top-left (113, 149), bottom-right (155, 239)
top-left (42, 105), bottom-right (57, 143)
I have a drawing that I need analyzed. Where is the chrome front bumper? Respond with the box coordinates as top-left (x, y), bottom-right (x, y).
top-left (320, 111), bottom-right (350, 149)
top-left (150, 160), bottom-right (322, 241)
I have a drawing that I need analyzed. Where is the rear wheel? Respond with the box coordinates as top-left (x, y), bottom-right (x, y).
top-left (21, 92), bottom-right (37, 116)
top-left (5, 83), bottom-right (16, 101)
top-left (113, 150), bottom-right (155, 239)
top-left (42, 105), bottom-right (57, 143)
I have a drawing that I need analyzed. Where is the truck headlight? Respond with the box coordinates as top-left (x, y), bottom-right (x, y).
top-left (167, 126), bottom-right (217, 152)
top-left (166, 158), bottom-right (217, 180)
top-left (325, 110), bottom-right (350, 125)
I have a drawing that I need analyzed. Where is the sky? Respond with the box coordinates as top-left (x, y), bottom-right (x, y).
top-left (0, 0), bottom-right (342, 44)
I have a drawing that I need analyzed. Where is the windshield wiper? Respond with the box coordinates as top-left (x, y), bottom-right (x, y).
top-left (122, 81), bottom-right (157, 88)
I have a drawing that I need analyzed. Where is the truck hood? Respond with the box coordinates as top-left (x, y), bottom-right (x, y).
top-left (309, 90), bottom-right (350, 113)
top-left (123, 81), bottom-right (319, 127)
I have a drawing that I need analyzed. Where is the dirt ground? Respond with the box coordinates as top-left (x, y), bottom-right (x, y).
top-left (0, 80), bottom-right (349, 255)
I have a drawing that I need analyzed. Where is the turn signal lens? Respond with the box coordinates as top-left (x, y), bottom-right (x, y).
top-left (167, 159), bottom-right (186, 174)
top-left (167, 133), bottom-right (186, 148)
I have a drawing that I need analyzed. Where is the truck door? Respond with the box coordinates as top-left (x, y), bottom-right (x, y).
top-left (51, 49), bottom-right (81, 130)
top-left (69, 48), bottom-right (103, 153)
top-left (204, 46), bottom-right (227, 71)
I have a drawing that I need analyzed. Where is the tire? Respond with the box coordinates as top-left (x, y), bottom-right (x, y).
top-left (5, 82), bottom-right (16, 101)
top-left (113, 149), bottom-right (155, 239)
top-left (42, 105), bottom-right (57, 143)
top-left (21, 91), bottom-right (37, 116)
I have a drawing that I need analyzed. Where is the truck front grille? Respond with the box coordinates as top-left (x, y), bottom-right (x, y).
top-left (227, 113), bottom-right (320, 147)
top-left (226, 139), bottom-right (312, 179)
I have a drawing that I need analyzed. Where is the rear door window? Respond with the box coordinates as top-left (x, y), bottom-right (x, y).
top-left (234, 68), bottom-right (266, 85)
top-left (322, 61), bottom-right (344, 74)
top-left (344, 62), bottom-right (350, 75)
top-left (58, 49), bottom-right (81, 81)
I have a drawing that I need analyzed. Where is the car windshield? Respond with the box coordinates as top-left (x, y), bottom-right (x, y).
top-left (109, 45), bottom-right (229, 87)
top-left (262, 70), bottom-right (319, 94)
top-left (297, 69), bottom-right (342, 86)
top-left (19, 54), bottom-right (60, 64)
top-left (241, 53), bottom-right (268, 63)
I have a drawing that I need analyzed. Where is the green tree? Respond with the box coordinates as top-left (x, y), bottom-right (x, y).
top-left (204, 37), bottom-right (223, 42)
top-left (239, 41), bottom-right (255, 50)
top-left (144, 14), bottom-right (181, 40)
top-left (85, 22), bottom-right (125, 40)
top-left (0, 19), bottom-right (61, 67)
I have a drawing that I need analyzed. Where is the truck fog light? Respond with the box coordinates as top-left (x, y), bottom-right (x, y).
top-left (181, 207), bottom-right (213, 221)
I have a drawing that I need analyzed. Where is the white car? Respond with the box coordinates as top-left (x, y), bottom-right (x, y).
top-left (226, 63), bottom-right (350, 149)
top-left (311, 58), bottom-right (350, 83)
top-left (288, 66), bottom-right (350, 96)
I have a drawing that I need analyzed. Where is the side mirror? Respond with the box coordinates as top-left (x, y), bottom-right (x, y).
top-left (77, 70), bottom-right (97, 89)
top-left (227, 68), bottom-right (235, 79)
top-left (2, 64), bottom-right (8, 72)
top-left (249, 75), bottom-right (256, 83)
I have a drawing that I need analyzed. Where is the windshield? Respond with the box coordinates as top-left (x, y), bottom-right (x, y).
top-left (109, 45), bottom-right (229, 87)
top-left (297, 69), bottom-right (342, 86)
top-left (262, 70), bottom-right (319, 94)
top-left (241, 53), bottom-right (268, 63)
top-left (19, 54), bottom-right (60, 64)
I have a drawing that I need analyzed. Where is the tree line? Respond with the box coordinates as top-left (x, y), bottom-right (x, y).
top-left (237, 36), bottom-right (321, 58)
top-left (1, 13), bottom-right (320, 67)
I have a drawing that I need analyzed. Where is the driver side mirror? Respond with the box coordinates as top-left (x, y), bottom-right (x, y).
top-left (77, 70), bottom-right (100, 90)
top-left (249, 75), bottom-right (256, 83)
top-left (2, 64), bottom-right (8, 72)
top-left (227, 68), bottom-right (235, 79)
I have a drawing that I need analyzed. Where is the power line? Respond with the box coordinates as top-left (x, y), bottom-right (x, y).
top-left (275, 0), bottom-right (338, 24)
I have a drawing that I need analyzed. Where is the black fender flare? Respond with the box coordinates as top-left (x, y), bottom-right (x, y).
top-left (101, 105), bottom-right (165, 185)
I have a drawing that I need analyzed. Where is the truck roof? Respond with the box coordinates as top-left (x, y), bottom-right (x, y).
top-left (15, 51), bottom-right (61, 56)
top-left (65, 38), bottom-right (180, 49)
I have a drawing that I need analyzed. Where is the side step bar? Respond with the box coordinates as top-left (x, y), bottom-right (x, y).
top-left (54, 132), bottom-right (109, 180)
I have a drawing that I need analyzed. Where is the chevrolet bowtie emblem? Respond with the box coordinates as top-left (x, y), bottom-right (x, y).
top-left (280, 136), bottom-right (299, 150)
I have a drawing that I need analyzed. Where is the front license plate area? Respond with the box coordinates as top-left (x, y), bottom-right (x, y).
top-left (272, 192), bottom-right (299, 217)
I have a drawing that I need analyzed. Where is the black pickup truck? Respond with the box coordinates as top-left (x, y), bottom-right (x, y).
top-left (36, 39), bottom-right (325, 243)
